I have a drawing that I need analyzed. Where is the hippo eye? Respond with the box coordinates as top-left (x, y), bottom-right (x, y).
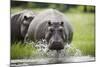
top-left (50, 28), bottom-right (54, 32)
top-left (59, 27), bottom-right (63, 32)
top-left (48, 27), bottom-right (54, 32)
top-left (59, 29), bottom-right (63, 32)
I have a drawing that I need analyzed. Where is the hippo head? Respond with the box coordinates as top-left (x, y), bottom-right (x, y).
top-left (45, 21), bottom-right (66, 50)
top-left (21, 15), bottom-right (34, 38)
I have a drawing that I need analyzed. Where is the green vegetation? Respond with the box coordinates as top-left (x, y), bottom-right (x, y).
top-left (11, 42), bottom-right (37, 59)
top-left (11, 1), bottom-right (95, 59)
top-left (66, 13), bottom-right (95, 56)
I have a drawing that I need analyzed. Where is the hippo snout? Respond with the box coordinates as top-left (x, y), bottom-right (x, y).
top-left (49, 40), bottom-right (64, 50)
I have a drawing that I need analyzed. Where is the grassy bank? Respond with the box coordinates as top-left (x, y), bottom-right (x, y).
top-left (11, 42), bottom-right (37, 59)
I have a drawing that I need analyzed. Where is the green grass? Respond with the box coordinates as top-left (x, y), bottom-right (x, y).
top-left (66, 13), bottom-right (95, 56)
top-left (11, 42), bottom-right (37, 59)
top-left (11, 8), bottom-right (95, 59)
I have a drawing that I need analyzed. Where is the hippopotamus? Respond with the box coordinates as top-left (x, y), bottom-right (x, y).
top-left (11, 10), bottom-right (37, 43)
top-left (25, 9), bottom-right (73, 50)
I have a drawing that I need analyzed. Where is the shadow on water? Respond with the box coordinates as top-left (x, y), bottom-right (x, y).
top-left (11, 39), bottom-right (95, 66)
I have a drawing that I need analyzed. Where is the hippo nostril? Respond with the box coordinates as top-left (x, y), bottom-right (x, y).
top-left (52, 41), bottom-right (60, 45)
top-left (49, 41), bottom-right (64, 50)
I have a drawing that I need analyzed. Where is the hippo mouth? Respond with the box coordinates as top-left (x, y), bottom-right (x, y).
top-left (48, 42), bottom-right (64, 50)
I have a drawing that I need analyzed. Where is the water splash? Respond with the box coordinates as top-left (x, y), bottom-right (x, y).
top-left (65, 44), bottom-right (82, 57)
top-left (11, 40), bottom-right (94, 66)
top-left (34, 39), bottom-right (82, 58)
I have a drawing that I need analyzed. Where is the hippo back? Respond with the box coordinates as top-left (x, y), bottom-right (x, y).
top-left (11, 10), bottom-right (36, 42)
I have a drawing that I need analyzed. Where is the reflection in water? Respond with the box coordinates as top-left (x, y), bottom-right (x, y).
top-left (11, 56), bottom-right (95, 67)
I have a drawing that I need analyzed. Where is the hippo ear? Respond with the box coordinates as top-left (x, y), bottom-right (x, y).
top-left (68, 32), bottom-right (73, 44)
top-left (24, 16), bottom-right (28, 20)
top-left (61, 21), bottom-right (64, 26)
top-left (67, 24), bottom-right (73, 44)
top-left (48, 21), bottom-right (51, 26)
